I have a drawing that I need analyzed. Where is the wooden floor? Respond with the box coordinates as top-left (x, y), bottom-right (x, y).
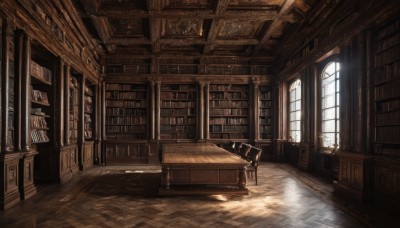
top-left (1, 163), bottom-right (398, 227)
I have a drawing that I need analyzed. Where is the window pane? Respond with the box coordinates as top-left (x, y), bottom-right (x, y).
top-left (290, 121), bottom-right (296, 130)
top-left (323, 108), bottom-right (336, 120)
top-left (322, 133), bottom-right (335, 147)
top-left (290, 102), bottom-right (295, 112)
top-left (322, 120), bottom-right (335, 132)
top-left (290, 91), bottom-right (295, 101)
top-left (324, 95), bottom-right (335, 108)
top-left (295, 131), bottom-right (301, 142)
top-left (326, 81), bottom-right (335, 95)
top-left (336, 120), bottom-right (340, 132)
top-left (324, 62), bottom-right (336, 76)
top-left (296, 121), bottom-right (301, 130)
top-left (336, 80), bottom-right (340, 92)
top-left (336, 93), bottom-right (340, 106)
top-left (296, 87), bottom-right (301, 99)
top-left (296, 110), bottom-right (301, 120)
top-left (295, 100), bottom-right (301, 111)
top-left (290, 112), bottom-right (295, 120)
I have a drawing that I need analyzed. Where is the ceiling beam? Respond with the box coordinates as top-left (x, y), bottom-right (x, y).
top-left (252, 0), bottom-right (297, 55)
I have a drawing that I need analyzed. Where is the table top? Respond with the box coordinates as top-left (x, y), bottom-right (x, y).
top-left (162, 143), bottom-right (249, 165)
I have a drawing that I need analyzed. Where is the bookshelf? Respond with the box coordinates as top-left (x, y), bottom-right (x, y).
top-left (30, 60), bottom-right (52, 144)
top-left (8, 35), bottom-right (15, 148)
top-left (84, 82), bottom-right (94, 140)
top-left (209, 84), bottom-right (249, 139)
top-left (69, 76), bottom-right (79, 142)
top-left (373, 18), bottom-right (400, 149)
top-left (259, 85), bottom-right (273, 139)
top-left (160, 84), bottom-right (197, 140)
top-left (105, 83), bottom-right (148, 140)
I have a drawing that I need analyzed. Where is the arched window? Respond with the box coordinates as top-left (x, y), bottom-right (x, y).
top-left (321, 62), bottom-right (340, 149)
top-left (289, 79), bottom-right (301, 142)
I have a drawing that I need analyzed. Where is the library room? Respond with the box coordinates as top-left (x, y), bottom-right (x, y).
top-left (1, 0), bottom-right (400, 227)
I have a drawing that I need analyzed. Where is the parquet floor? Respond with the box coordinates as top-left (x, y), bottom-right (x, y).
top-left (1, 163), bottom-right (398, 227)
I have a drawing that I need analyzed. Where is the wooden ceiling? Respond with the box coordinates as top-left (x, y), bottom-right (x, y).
top-left (73, 0), bottom-right (317, 59)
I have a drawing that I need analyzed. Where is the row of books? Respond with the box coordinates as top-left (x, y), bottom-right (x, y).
top-left (69, 129), bottom-right (78, 140)
top-left (106, 100), bottom-right (146, 108)
top-left (160, 125), bottom-right (196, 132)
top-left (260, 108), bottom-right (271, 116)
top-left (106, 83), bottom-right (146, 91)
top-left (32, 89), bottom-right (49, 105)
top-left (260, 91), bottom-right (272, 100)
top-left (30, 129), bottom-right (50, 143)
top-left (375, 126), bottom-right (400, 143)
top-left (161, 108), bottom-right (195, 116)
top-left (210, 117), bottom-right (248, 125)
top-left (375, 46), bottom-right (400, 68)
top-left (84, 103), bottom-right (93, 113)
top-left (161, 92), bottom-right (195, 100)
top-left (106, 134), bottom-right (147, 139)
top-left (30, 61), bottom-right (52, 83)
top-left (375, 110), bottom-right (400, 125)
top-left (210, 125), bottom-right (248, 133)
top-left (106, 108), bottom-right (146, 116)
top-left (376, 33), bottom-right (399, 53)
top-left (84, 114), bottom-right (92, 122)
top-left (106, 116), bottom-right (146, 125)
top-left (260, 100), bottom-right (272, 108)
top-left (106, 125), bottom-right (146, 133)
top-left (374, 79), bottom-right (400, 100)
top-left (69, 121), bottom-right (78, 129)
top-left (260, 133), bottom-right (272, 139)
top-left (210, 85), bottom-right (248, 91)
top-left (210, 108), bottom-right (248, 116)
top-left (106, 91), bottom-right (146, 99)
top-left (210, 92), bottom-right (248, 100)
top-left (260, 125), bottom-right (272, 133)
top-left (84, 130), bottom-right (93, 138)
top-left (210, 100), bottom-right (248, 108)
top-left (84, 85), bottom-right (93, 96)
top-left (210, 133), bottom-right (248, 139)
top-left (374, 61), bottom-right (400, 84)
top-left (31, 108), bottom-right (46, 116)
top-left (85, 96), bottom-right (92, 104)
top-left (160, 117), bottom-right (196, 125)
top-left (378, 100), bottom-right (400, 112)
top-left (105, 146), bottom-right (149, 157)
top-left (31, 115), bottom-right (48, 129)
top-left (377, 19), bottom-right (399, 40)
top-left (260, 117), bottom-right (272, 125)
top-left (161, 101), bottom-right (195, 108)
top-left (161, 85), bottom-right (196, 91)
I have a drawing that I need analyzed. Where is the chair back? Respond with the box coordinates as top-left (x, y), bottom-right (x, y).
top-left (247, 147), bottom-right (262, 167)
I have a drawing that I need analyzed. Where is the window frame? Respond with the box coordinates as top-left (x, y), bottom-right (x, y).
top-left (288, 79), bottom-right (302, 143)
top-left (318, 59), bottom-right (340, 152)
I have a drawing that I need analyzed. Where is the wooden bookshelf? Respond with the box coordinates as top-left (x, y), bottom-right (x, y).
top-left (373, 18), bottom-right (400, 149)
top-left (209, 84), bottom-right (249, 139)
top-left (69, 76), bottom-right (79, 142)
top-left (30, 60), bottom-right (52, 144)
top-left (160, 84), bottom-right (197, 140)
top-left (105, 83), bottom-right (148, 140)
top-left (259, 85), bottom-right (273, 139)
top-left (84, 83), bottom-right (94, 140)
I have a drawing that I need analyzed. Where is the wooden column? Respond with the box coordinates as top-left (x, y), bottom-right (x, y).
top-left (198, 81), bottom-right (204, 141)
top-left (252, 81), bottom-right (260, 140)
top-left (78, 76), bottom-right (85, 170)
top-left (55, 58), bottom-right (64, 147)
top-left (204, 82), bottom-right (210, 140)
top-left (340, 44), bottom-right (353, 151)
top-left (101, 80), bottom-right (106, 165)
top-left (355, 33), bottom-right (367, 154)
top-left (155, 81), bottom-right (161, 140)
top-left (1, 19), bottom-right (10, 152)
top-left (64, 65), bottom-right (70, 145)
top-left (274, 80), bottom-right (287, 161)
top-left (150, 81), bottom-right (156, 140)
top-left (19, 31), bottom-right (37, 200)
top-left (15, 30), bottom-right (23, 152)
top-left (94, 82), bottom-right (101, 164)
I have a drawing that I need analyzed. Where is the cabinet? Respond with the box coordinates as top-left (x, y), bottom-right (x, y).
top-left (84, 83), bottom-right (94, 140)
top-left (160, 84), bottom-right (197, 140)
top-left (209, 84), bottom-right (249, 139)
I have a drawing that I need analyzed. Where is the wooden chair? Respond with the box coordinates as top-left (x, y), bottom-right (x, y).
top-left (246, 147), bottom-right (262, 185)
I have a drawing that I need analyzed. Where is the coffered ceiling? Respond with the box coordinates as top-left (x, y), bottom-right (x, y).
top-left (73, 0), bottom-right (317, 59)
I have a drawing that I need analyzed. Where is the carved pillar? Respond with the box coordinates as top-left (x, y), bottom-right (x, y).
top-left (150, 81), bottom-right (156, 140)
top-left (198, 81), bottom-right (204, 140)
top-left (355, 33), bottom-right (367, 154)
top-left (19, 32), bottom-right (37, 200)
top-left (274, 81), bottom-right (287, 161)
top-left (1, 19), bottom-right (10, 152)
top-left (15, 30), bottom-right (23, 152)
top-left (1, 18), bottom-right (21, 210)
top-left (204, 82), bottom-right (210, 140)
top-left (64, 65), bottom-right (70, 145)
top-left (155, 81), bottom-right (161, 140)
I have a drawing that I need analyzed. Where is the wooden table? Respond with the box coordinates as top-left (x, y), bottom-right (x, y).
top-left (159, 143), bottom-right (249, 196)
